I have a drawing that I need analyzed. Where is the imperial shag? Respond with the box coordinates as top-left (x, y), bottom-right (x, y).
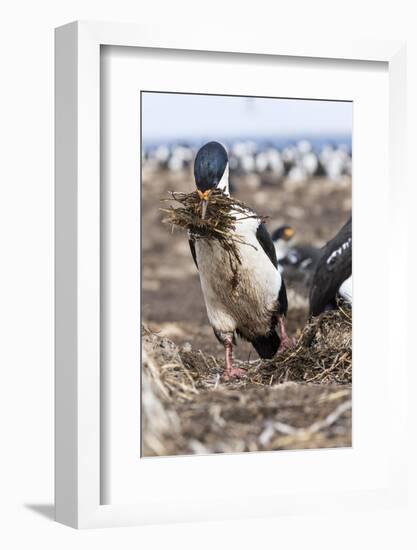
top-left (271, 224), bottom-right (321, 273)
top-left (271, 225), bottom-right (295, 265)
top-left (189, 141), bottom-right (292, 380)
top-left (309, 217), bottom-right (352, 316)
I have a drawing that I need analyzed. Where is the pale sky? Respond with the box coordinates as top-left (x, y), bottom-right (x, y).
top-left (142, 92), bottom-right (352, 144)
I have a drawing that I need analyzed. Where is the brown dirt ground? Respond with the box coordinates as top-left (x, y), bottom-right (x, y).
top-left (142, 309), bottom-right (352, 456)
top-left (141, 166), bottom-right (352, 456)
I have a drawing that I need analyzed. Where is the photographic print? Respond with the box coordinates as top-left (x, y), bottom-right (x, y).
top-left (141, 91), bottom-right (352, 457)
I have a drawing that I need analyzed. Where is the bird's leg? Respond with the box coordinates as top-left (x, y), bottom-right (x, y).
top-left (222, 334), bottom-right (246, 381)
top-left (277, 315), bottom-right (295, 352)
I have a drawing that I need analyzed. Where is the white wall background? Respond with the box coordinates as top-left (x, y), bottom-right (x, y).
top-left (0, 1), bottom-right (415, 548)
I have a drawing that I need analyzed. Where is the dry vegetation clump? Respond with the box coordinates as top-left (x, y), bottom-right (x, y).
top-left (141, 308), bottom-right (352, 457)
top-left (258, 306), bottom-right (352, 385)
top-left (160, 190), bottom-right (264, 277)
top-left (176, 306), bottom-right (352, 388)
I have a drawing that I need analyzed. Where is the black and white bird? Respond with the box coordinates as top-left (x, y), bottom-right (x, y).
top-left (271, 225), bottom-right (295, 265)
top-left (271, 225), bottom-right (321, 274)
top-left (189, 141), bottom-right (292, 380)
top-left (309, 217), bottom-right (352, 316)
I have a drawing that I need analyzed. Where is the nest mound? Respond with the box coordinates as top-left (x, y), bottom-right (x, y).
top-left (259, 306), bottom-right (352, 385)
top-left (141, 308), bottom-right (352, 456)
top-left (176, 307), bottom-right (352, 388)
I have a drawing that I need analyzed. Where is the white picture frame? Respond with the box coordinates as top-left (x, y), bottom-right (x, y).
top-left (55, 20), bottom-right (407, 529)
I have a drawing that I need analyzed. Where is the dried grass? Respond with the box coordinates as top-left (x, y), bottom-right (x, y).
top-left (160, 190), bottom-right (265, 283)
top-left (142, 307), bottom-right (352, 456)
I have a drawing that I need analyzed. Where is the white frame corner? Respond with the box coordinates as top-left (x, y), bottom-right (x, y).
top-left (55, 20), bottom-right (407, 529)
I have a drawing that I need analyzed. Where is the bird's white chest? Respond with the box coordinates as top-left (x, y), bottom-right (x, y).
top-left (194, 216), bottom-right (281, 337)
top-left (338, 275), bottom-right (352, 304)
top-left (274, 240), bottom-right (290, 262)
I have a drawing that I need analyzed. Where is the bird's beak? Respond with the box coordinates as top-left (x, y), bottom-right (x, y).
top-left (284, 227), bottom-right (295, 241)
top-left (197, 189), bottom-right (211, 219)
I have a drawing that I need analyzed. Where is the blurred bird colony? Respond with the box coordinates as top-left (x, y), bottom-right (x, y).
top-left (141, 92), bottom-right (352, 185)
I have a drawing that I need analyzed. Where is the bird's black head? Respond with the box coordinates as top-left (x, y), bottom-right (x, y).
top-left (271, 225), bottom-right (295, 242)
top-left (194, 141), bottom-right (229, 193)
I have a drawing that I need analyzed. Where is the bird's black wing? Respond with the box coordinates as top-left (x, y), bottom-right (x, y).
top-left (294, 245), bottom-right (321, 265)
top-left (255, 223), bottom-right (278, 268)
top-left (278, 278), bottom-right (288, 316)
top-left (279, 249), bottom-right (301, 267)
top-left (309, 217), bottom-right (352, 316)
top-left (256, 222), bottom-right (287, 316)
top-left (189, 238), bottom-right (198, 270)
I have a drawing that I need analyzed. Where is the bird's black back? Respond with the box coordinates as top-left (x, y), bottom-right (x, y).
top-left (309, 217), bottom-right (352, 316)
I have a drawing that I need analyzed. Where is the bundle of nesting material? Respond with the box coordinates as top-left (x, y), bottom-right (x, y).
top-left (160, 189), bottom-right (263, 267)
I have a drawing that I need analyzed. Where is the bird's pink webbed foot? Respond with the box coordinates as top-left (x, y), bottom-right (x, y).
top-left (222, 336), bottom-right (246, 381)
top-left (277, 315), bottom-right (296, 352)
